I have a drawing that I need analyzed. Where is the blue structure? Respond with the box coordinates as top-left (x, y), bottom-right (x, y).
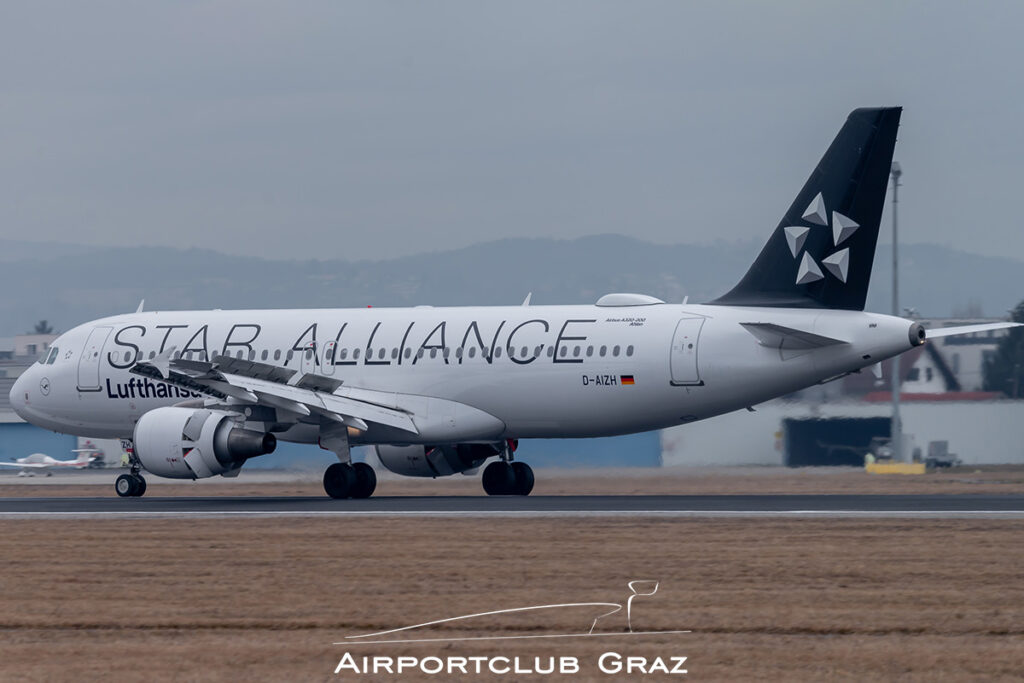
top-left (0, 422), bottom-right (78, 464)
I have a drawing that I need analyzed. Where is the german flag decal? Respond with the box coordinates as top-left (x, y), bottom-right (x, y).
top-left (620, 375), bottom-right (635, 385)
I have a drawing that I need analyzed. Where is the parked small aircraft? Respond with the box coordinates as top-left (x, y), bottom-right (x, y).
top-left (0, 449), bottom-right (98, 476)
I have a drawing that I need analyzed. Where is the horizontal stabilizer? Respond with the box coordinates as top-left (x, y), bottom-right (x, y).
top-left (925, 322), bottom-right (1022, 339)
top-left (741, 322), bottom-right (848, 350)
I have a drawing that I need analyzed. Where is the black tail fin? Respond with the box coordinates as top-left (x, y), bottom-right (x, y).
top-left (713, 107), bottom-right (901, 311)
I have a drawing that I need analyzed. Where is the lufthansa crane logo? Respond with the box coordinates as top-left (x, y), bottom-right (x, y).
top-left (783, 192), bottom-right (857, 285)
top-left (39, 378), bottom-right (50, 396)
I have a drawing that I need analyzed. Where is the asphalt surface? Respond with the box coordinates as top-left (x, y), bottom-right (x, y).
top-left (1, 494), bottom-right (1023, 517)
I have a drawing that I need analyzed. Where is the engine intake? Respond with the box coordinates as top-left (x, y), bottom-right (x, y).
top-left (134, 407), bottom-right (276, 479)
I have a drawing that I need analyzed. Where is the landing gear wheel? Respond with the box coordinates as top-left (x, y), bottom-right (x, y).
top-left (323, 463), bottom-right (355, 499)
top-left (511, 462), bottom-right (534, 496)
top-left (482, 461), bottom-right (516, 496)
top-left (115, 474), bottom-right (135, 497)
top-left (350, 462), bottom-right (377, 499)
top-left (115, 473), bottom-right (146, 497)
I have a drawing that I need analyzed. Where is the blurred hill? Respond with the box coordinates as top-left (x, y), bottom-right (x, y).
top-left (1, 235), bottom-right (1021, 336)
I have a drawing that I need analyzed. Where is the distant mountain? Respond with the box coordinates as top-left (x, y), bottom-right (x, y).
top-left (0, 235), bottom-right (1021, 337)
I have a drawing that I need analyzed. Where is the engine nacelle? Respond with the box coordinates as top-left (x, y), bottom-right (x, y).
top-left (134, 407), bottom-right (276, 479)
top-left (375, 443), bottom-right (500, 477)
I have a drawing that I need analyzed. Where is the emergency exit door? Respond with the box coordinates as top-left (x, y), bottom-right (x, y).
top-left (670, 318), bottom-right (704, 386)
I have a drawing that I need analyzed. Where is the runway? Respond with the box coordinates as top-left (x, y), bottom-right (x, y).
top-left (1, 494), bottom-right (1023, 518)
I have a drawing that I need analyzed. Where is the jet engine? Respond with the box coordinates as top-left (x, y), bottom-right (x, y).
top-left (375, 443), bottom-right (500, 477)
top-left (134, 407), bottom-right (276, 479)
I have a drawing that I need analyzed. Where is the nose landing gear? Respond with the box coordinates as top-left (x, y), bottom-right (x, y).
top-left (115, 472), bottom-right (147, 497)
top-left (115, 442), bottom-right (147, 497)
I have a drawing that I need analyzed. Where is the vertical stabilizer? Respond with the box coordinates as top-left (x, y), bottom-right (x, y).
top-left (713, 107), bottom-right (901, 310)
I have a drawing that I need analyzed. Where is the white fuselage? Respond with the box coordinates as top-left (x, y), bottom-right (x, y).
top-left (11, 302), bottom-right (918, 448)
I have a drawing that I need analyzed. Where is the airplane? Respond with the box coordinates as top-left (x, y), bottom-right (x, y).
top-left (9, 107), bottom-right (1021, 499)
top-left (0, 449), bottom-right (98, 476)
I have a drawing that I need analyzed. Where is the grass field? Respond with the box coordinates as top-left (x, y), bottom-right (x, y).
top-left (1, 514), bottom-right (1022, 681)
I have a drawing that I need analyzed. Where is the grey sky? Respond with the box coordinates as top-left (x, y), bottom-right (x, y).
top-left (2, 2), bottom-right (1022, 261)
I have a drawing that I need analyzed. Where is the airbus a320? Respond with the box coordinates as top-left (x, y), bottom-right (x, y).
top-left (11, 108), bottom-right (1019, 498)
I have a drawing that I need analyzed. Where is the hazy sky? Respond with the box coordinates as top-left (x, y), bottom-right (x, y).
top-left (2, 2), bottom-right (1022, 261)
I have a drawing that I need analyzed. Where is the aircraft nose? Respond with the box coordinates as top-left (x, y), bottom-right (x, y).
top-left (10, 366), bottom-right (40, 423)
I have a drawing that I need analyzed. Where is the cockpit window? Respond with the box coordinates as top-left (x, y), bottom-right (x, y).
top-left (47, 347), bottom-right (59, 364)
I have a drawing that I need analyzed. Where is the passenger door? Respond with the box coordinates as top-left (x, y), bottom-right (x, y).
top-left (77, 326), bottom-right (112, 391)
top-left (670, 318), bottom-right (705, 386)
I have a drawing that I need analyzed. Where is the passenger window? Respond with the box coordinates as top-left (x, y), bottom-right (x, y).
top-left (261, 350), bottom-right (268, 361)
top-left (404, 348), bottom-right (412, 359)
top-left (353, 348), bottom-right (361, 360)
top-left (391, 348), bottom-right (399, 360)
top-left (559, 347), bottom-right (567, 357)
top-left (626, 345), bottom-right (634, 357)
top-left (599, 346), bottom-right (607, 357)
top-left (430, 348), bottom-right (437, 359)
top-left (494, 347), bottom-right (502, 358)
top-left (547, 347), bottom-right (554, 357)
top-left (469, 347), bottom-right (477, 358)
top-left (612, 345), bottom-right (620, 357)
top-left (586, 345), bottom-right (593, 357)
top-left (339, 348), bottom-right (348, 360)
top-left (379, 348), bottom-right (386, 360)
top-left (274, 349), bottom-right (282, 361)
top-left (572, 346), bottom-right (581, 357)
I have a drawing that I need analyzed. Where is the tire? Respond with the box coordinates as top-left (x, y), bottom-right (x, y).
top-left (115, 474), bottom-right (137, 498)
top-left (350, 462), bottom-right (377, 499)
top-left (482, 461), bottom-right (515, 496)
top-left (323, 463), bottom-right (355, 499)
top-left (511, 462), bottom-right (534, 496)
top-left (133, 475), bottom-right (147, 497)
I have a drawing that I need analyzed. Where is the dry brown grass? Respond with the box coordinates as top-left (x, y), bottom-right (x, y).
top-left (0, 517), bottom-right (1022, 681)
top-left (2, 465), bottom-right (1024, 498)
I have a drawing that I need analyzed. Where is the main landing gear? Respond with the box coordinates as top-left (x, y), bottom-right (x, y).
top-left (115, 472), bottom-right (147, 498)
top-left (323, 462), bottom-right (377, 499)
top-left (482, 441), bottom-right (534, 496)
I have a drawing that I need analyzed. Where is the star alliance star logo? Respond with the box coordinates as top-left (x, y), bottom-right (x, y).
top-left (783, 192), bottom-right (857, 285)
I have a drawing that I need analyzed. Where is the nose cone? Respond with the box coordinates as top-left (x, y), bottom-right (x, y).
top-left (10, 368), bottom-right (34, 422)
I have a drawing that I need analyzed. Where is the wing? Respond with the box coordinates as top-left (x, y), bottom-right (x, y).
top-left (131, 350), bottom-right (419, 435)
top-left (0, 462), bottom-right (48, 468)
